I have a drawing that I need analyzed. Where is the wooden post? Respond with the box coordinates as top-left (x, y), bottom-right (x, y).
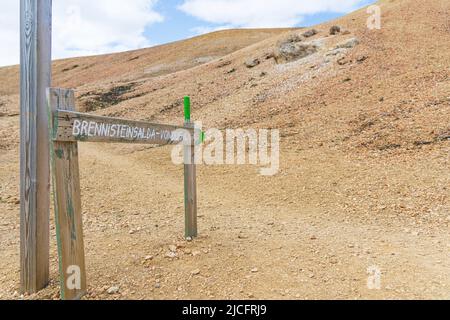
top-left (47, 88), bottom-right (87, 300)
top-left (20, 0), bottom-right (52, 294)
top-left (183, 97), bottom-right (198, 238)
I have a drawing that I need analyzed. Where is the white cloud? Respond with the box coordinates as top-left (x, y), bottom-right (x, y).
top-left (0, 0), bottom-right (163, 67)
top-left (0, 1), bottom-right (21, 67)
top-left (190, 25), bottom-right (233, 35)
top-left (179, 0), bottom-right (367, 28)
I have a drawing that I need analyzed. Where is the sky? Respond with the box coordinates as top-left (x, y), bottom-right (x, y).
top-left (0, 0), bottom-right (376, 67)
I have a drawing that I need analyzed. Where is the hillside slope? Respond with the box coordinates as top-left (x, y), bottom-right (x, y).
top-left (0, 28), bottom-right (295, 96)
top-left (0, 0), bottom-right (449, 300)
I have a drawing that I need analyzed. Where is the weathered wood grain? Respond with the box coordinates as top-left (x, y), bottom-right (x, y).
top-left (20, 0), bottom-right (51, 294)
top-left (184, 122), bottom-right (198, 238)
top-left (52, 110), bottom-right (194, 146)
top-left (47, 88), bottom-right (86, 300)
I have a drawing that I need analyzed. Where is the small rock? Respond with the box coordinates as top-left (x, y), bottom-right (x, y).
top-left (336, 37), bottom-right (359, 49)
top-left (217, 60), bottom-right (231, 68)
top-left (191, 269), bottom-right (201, 276)
top-left (165, 251), bottom-right (177, 259)
top-left (302, 29), bottom-right (318, 38)
top-left (326, 48), bottom-right (347, 56)
top-left (337, 57), bottom-right (349, 65)
top-left (245, 58), bottom-right (260, 68)
top-left (264, 52), bottom-right (275, 60)
top-left (310, 235), bottom-right (317, 240)
top-left (356, 55), bottom-right (368, 62)
top-left (285, 32), bottom-right (303, 43)
top-left (251, 268), bottom-right (259, 273)
top-left (107, 286), bottom-right (120, 295)
top-left (274, 41), bottom-right (318, 64)
top-left (169, 245), bottom-right (177, 252)
top-left (144, 255), bottom-right (153, 261)
top-left (330, 25), bottom-right (341, 35)
top-left (185, 236), bottom-right (193, 242)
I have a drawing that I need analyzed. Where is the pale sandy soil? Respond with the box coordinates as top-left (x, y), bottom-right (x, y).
top-left (0, 0), bottom-right (449, 300)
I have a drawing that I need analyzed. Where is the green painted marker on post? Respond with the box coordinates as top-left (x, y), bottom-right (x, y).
top-left (184, 96), bottom-right (206, 143)
top-left (184, 96), bottom-right (191, 122)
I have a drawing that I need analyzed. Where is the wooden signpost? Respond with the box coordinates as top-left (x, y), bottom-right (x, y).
top-left (47, 88), bottom-right (199, 300)
top-left (20, 0), bottom-right (200, 300)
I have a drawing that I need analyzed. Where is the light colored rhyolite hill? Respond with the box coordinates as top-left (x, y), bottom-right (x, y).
top-left (0, 0), bottom-right (449, 300)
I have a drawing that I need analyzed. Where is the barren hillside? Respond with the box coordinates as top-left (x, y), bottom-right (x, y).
top-left (0, 0), bottom-right (449, 300)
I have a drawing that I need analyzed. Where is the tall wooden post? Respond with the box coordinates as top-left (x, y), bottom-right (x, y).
top-left (183, 97), bottom-right (198, 238)
top-left (20, 0), bottom-right (52, 293)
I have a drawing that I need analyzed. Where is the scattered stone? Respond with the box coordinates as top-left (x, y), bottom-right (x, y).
top-left (356, 55), bottom-right (368, 63)
top-left (169, 245), bottom-right (177, 252)
top-left (342, 30), bottom-right (351, 35)
top-left (176, 242), bottom-right (186, 249)
top-left (330, 25), bottom-right (341, 35)
top-left (165, 251), bottom-right (177, 259)
top-left (284, 32), bottom-right (303, 43)
top-left (107, 286), bottom-right (120, 295)
top-left (310, 235), bottom-right (317, 240)
top-left (144, 255), bottom-right (153, 261)
top-left (302, 29), bottom-right (318, 38)
top-left (245, 58), bottom-right (260, 68)
top-left (274, 41), bottom-right (318, 64)
top-left (191, 269), bottom-right (201, 276)
top-left (264, 52), bottom-right (275, 60)
top-left (330, 258), bottom-right (338, 265)
top-left (217, 60), bottom-right (231, 68)
top-left (336, 38), bottom-right (360, 49)
top-left (260, 71), bottom-right (268, 77)
top-left (251, 268), bottom-right (259, 273)
top-left (186, 236), bottom-right (193, 242)
top-left (326, 48), bottom-right (347, 56)
top-left (337, 57), bottom-right (349, 65)
top-left (226, 68), bottom-right (236, 74)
